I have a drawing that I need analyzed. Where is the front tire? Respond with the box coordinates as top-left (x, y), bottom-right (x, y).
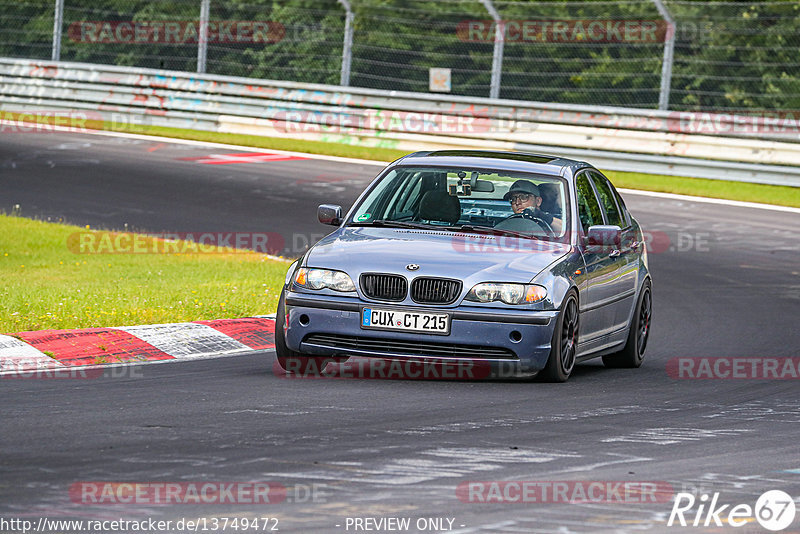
top-left (603, 280), bottom-right (652, 368)
top-left (539, 291), bottom-right (579, 383)
top-left (274, 289), bottom-right (337, 375)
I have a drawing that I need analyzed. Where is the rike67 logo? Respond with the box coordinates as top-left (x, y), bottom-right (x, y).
top-left (668, 490), bottom-right (796, 531)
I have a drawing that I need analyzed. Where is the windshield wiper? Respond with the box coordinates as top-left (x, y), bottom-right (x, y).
top-left (351, 220), bottom-right (540, 239)
top-left (350, 220), bottom-right (440, 230)
top-left (448, 224), bottom-right (540, 240)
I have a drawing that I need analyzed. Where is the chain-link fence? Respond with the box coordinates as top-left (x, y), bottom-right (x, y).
top-left (1, 0), bottom-right (798, 111)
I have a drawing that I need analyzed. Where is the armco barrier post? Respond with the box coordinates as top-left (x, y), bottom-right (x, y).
top-left (651, 0), bottom-right (675, 110)
top-left (338, 0), bottom-right (354, 87)
top-left (480, 0), bottom-right (504, 99)
top-left (197, 0), bottom-right (210, 74)
top-left (51, 0), bottom-right (64, 61)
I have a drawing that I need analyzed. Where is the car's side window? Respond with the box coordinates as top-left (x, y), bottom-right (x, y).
top-left (609, 181), bottom-right (631, 227)
top-left (589, 171), bottom-right (623, 228)
top-left (576, 172), bottom-right (603, 234)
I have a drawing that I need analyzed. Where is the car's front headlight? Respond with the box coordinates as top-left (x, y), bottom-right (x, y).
top-left (294, 268), bottom-right (356, 292)
top-left (465, 283), bottom-right (547, 305)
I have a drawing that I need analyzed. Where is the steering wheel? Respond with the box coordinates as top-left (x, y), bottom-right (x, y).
top-left (497, 212), bottom-right (555, 237)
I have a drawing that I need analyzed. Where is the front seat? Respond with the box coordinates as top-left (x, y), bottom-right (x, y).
top-left (418, 191), bottom-right (461, 225)
top-left (538, 182), bottom-right (561, 217)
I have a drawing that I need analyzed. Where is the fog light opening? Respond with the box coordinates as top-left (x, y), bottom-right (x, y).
top-left (299, 314), bottom-right (310, 326)
top-left (509, 330), bottom-right (522, 343)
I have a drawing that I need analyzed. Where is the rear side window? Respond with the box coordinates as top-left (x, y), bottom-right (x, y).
top-left (589, 171), bottom-right (623, 227)
top-left (576, 173), bottom-right (603, 234)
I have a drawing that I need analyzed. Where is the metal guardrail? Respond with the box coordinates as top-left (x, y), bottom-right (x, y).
top-left (1, 58), bottom-right (799, 187)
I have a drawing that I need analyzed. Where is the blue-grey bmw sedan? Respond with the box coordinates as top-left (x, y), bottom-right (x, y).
top-left (275, 150), bottom-right (652, 382)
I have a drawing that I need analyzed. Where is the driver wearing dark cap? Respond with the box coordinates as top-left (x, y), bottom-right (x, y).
top-left (503, 180), bottom-right (563, 233)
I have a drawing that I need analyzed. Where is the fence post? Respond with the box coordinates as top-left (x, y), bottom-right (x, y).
top-left (338, 0), bottom-right (354, 86)
top-left (651, 0), bottom-right (675, 110)
top-left (197, 0), bottom-right (210, 73)
top-left (479, 0), bottom-right (504, 99)
top-left (52, 0), bottom-right (64, 61)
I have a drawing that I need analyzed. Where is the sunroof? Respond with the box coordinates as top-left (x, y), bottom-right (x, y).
top-left (425, 150), bottom-right (556, 164)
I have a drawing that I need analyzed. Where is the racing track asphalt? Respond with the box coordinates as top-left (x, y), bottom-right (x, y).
top-left (1, 132), bottom-right (800, 533)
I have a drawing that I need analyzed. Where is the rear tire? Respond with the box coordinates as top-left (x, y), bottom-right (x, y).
top-left (274, 289), bottom-right (337, 375)
top-left (539, 291), bottom-right (579, 383)
top-left (603, 280), bottom-right (652, 369)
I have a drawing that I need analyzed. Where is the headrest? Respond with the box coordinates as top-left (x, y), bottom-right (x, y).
top-left (419, 191), bottom-right (461, 224)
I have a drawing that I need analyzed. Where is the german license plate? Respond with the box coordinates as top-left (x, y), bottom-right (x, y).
top-left (361, 307), bottom-right (450, 335)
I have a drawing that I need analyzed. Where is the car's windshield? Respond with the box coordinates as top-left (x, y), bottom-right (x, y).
top-left (348, 166), bottom-right (569, 239)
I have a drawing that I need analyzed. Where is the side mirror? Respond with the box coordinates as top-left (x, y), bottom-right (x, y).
top-left (586, 225), bottom-right (622, 247)
top-left (318, 204), bottom-right (343, 226)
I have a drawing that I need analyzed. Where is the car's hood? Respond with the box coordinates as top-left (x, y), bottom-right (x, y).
top-left (306, 227), bottom-right (570, 285)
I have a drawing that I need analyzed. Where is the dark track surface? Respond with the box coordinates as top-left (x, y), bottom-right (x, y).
top-left (2, 132), bottom-right (800, 533)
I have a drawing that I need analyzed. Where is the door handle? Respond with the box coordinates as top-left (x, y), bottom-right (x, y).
top-left (609, 249), bottom-right (621, 258)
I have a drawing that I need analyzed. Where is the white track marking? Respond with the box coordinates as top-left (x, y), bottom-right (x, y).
top-left (263, 447), bottom-right (578, 485)
top-left (547, 453), bottom-right (653, 475)
top-left (67, 127), bottom-right (389, 167)
top-left (117, 323), bottom-right (251, 358)
top-left (0, 334), bottom-right (64, 374)
top-left (4, 119), bottom-right (798, 212)
top-left (449, 521), bottom-right (518, 533)
top-left (189, 152), bottom-right (302, 164)
top-left (422, 447), bottom-right (579, 464)
top-left (17, 123), bottom-right (794, 212)
top-left (91, 128), bottom-right (800, 213)
top-left (619, 188), bottom-right (800, 214)
top-left (602, 427), bottom-right (752, 445)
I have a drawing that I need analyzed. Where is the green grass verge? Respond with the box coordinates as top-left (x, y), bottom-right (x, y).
top-left (603, 170), bottom-right (800, 208)
top-left (0, 214), bottom-right (288, 333)
top-left (129, 124), bottom-right (411, 163)
top-left (125, 124), bottom-right (799, 208)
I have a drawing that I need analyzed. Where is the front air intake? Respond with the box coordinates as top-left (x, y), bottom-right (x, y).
top-left (360, 273), bottom-right (407, 302)
top-left (410, 277), bottom-right (462, 305)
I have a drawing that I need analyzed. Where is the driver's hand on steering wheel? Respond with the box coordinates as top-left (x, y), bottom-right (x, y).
top-left (521, 207), bottom-right (554, 225)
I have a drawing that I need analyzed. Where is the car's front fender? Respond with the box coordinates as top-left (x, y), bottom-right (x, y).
top-left (530, 247), bottom-right (583, 311)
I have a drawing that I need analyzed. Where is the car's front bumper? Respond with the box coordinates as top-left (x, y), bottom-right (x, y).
top-left (283, 292), bottom-right (558, 377)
